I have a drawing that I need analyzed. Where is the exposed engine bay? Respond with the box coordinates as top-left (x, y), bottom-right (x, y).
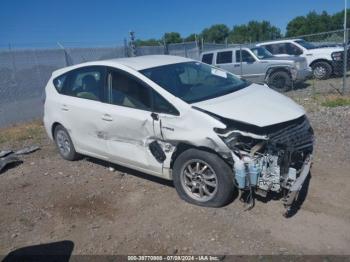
top-left (216, 115), bottom-right (314, 216)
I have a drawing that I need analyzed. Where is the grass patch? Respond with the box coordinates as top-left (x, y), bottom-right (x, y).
top-left (321, 96), bottom-right (350, 108)
top-left (0, 120), bottom-right (44, 145)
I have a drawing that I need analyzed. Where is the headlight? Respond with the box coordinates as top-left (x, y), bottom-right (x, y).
top-left (331, 52), bottom-right (343, 61)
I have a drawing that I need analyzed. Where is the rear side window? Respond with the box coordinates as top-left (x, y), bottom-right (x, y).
top-left (53, 74), bottom-right (67, 93)
top-left (202, 53), bottom-right (213, 64)
top-left (57, 66), bottom-right (106, 101)
top-left (216, 51), bottom-right (232, 64)
top-left (263, 44), bottom-right (279, 54)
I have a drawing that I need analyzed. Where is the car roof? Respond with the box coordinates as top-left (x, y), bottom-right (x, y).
top-left (110, 55), bottom-right (193, 70)
top-left (52, 55), bottom-right (194, 77)
top-left (201, 46), bottom-right (251, 55)
top-left (257, 39), bottom-right (302, 45)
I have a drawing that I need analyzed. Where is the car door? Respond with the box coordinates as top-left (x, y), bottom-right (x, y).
top-left (101, 68), bottom-right (166, 176)
top-left (236, 49), bottom-right (265, 83)
top-left (57, 66), bottom-right (110, 159)
top-left (215, 50), bottom-right (235, 73)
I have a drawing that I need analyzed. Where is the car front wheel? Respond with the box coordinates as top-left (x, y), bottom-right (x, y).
top-left (267, 70), bottom-right (292, 92)
top-left (311, 61), bottom-right (332, 80)
top-left (173, 149), bottom-right (235, 207)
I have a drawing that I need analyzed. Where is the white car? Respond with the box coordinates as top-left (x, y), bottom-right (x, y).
top-left (43, 55), bottom-right (314, 215)
top-left (257, 39), bottom-right (345, 80)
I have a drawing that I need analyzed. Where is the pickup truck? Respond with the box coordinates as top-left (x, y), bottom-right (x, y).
top-left (200, 46), bottom-right (311, 92)
top-left (256, 39), bottom-right (346, 80)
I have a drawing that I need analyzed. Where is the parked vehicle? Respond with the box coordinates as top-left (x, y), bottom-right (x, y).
top-left (256, 39), bottom-right (347, 80)
top-left (44, 55), bottom-right (314, 216)
top-left (200, 46), bottom-right (311, 92)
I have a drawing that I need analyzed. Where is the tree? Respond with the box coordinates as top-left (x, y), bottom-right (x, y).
top-left (332, 9), bottom-right (350, 30)
top-left (184, 33), bottom-right (197, 42)
top-left (286, 11), bottom-right (334, 37)
top-left (163, 32), bottom-right (182, 44)
top-left (201, 24), bottom-right (230, 43)
top-left (228, 20), bottom-right (281, 43)
top-left (135, 38), bottom-right (160, 46)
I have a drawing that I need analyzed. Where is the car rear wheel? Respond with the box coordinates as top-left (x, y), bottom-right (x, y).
top-left (267, 71), bottom-right (292, 92)
top-left (173, 149), bottom-right (235, 207)
top-left (311, 61), bottom-right (332, 80)
top-left (54, 125), bottom-right (80, 161)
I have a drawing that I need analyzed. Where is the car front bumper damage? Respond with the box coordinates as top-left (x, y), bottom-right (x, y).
top-left (219, 116), bottom-right (314, 216)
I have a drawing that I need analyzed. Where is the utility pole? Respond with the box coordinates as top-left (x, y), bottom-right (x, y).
top-left (343, 0), bottom-right (348, 95)
top-left (129, 31), bottom-right (136, 57)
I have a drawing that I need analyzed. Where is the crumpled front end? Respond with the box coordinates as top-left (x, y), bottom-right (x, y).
top-left (216, 115), bottom-right (314, 216)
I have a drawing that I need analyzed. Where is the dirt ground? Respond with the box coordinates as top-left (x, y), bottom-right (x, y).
top-left (1, 79), bottom-right (350, 256)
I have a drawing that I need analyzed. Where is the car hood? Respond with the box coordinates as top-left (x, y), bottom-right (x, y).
top-left (307, 46), bottom-right (343, 54)
top-left (192, 83), bottom-right (305, 127)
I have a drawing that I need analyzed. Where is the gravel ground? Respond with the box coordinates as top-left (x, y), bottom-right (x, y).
top-left (0, 80), bottom-right (350, 256)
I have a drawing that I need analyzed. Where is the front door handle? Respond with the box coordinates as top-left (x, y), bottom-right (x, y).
top-left (102, 114), bottom-right (113, 122)
top-left (61, 104), bottom-right (69, 111)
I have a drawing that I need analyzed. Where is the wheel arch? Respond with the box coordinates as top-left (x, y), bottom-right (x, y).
top-left (170, 142), bottom-right (232, 170)
top-left (310, 59), bottom-right (333, 73)
top-left (265, 66), bottom-right (292, 81)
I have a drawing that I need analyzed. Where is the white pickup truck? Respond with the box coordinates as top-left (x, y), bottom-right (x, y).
top-left (256, 39), bottom-right (346, 80)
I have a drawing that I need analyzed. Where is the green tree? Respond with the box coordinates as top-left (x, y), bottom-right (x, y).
top-left (228, 20), bottom-right (281, 43)
top-left (286, 11), bottom-right (334, 37)
top-left (163, 32), bottom-right (182, 44)
top-left (135, 38), bottom-right (160, 46)
top-left (184, 33), bottom-right (197, 42)
top-left (332, 9), bottom-right (350, 29)
top-left (201, 24), bottom-right (230, 43)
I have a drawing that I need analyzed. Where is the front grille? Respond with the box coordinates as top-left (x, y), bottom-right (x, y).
top-left (269, 118), bottom-right (314, 151)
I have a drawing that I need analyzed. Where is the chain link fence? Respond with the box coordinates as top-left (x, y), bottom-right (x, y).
top-left (1, 30), bottom-right (349, 127)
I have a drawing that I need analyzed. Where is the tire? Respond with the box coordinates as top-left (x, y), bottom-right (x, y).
top-left (267, 70), bottom-right (292, 92)
top-left (311, 61), bottom-right (332, 80)
top-left (54, 125), bottom-right (80, 161)
top-left (172, 148), bottom-right (235, 207)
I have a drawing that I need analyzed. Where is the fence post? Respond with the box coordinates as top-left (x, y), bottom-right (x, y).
top-left (57, 42), bottom-right (72, 66)
top-left (8, 43), bottom-right (17, 85)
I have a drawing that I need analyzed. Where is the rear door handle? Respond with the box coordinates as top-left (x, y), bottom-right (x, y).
top-left (102, 114), bottom-right (113, 122)
top-left (61, 104), bottom-right (69, 111)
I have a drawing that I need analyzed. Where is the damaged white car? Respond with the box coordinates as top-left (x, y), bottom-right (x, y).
top-left (44, 55), bottom-right (314, 215)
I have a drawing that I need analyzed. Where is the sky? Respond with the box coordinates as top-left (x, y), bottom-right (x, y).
top-left (0, 0), bottom-right (346, 47)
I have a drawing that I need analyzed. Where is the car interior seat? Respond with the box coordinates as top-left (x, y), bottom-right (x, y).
top-left (77, 75), bottom-right (100, 101)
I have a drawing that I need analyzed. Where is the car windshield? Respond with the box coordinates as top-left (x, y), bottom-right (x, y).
top-left (295, 40), bottom-right (316, 50)
top-left (250, 47), bottom-right (273, 59)
top-left (140, 62), bottom-right (249, 103)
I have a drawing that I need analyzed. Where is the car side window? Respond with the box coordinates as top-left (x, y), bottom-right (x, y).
top-left (53, 74), bottom-right (67, 93)
top-left (109, 70), bottom-right (151, 111)
top-left (216, 51), bottom-right (232, 64)
top-left (286, 43), bottom-right (303, 55)
top-left (152, 91), bottom-right (179, 115)
top-left (235, 50), bottom-right (255, 63)
top-left (202, 53), bottom-right (213, 64)
top-left (59, 66), bottom-right (106, 101)
top-left (264, 44), bottom-right (279, 55)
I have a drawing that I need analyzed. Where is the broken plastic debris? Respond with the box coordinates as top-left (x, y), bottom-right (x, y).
top-left (14, 145), bottom-right (40, 155)
top-left (0, 150), bottom-right (13, 158)
top-left (0, 155), bottom-right (22, 173)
